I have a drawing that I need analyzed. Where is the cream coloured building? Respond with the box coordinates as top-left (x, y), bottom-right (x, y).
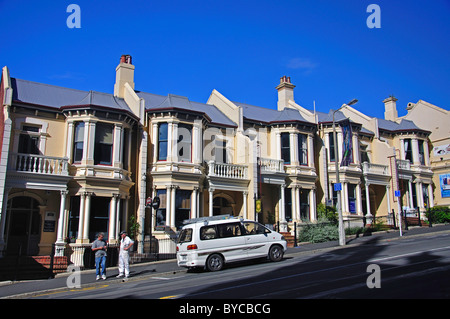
top-left (0, 55), bottom-right (446, 259)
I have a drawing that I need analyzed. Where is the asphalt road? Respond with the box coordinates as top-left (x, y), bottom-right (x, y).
top-left (1, 225), bottom-right (450, 306)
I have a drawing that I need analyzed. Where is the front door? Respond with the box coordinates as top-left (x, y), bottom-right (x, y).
top-left (6, 196), bottom-right (41, 256)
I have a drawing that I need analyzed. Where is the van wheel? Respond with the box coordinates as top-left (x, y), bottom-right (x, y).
top-left (206, 254), bottom-right (224, 272)
top-left (268, 245), bottom-right (284, 262)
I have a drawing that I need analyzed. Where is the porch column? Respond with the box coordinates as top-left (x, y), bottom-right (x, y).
top-left (77, 193), bottom-right (86, 243)
top-left (291, 187), bottom-right (297, 220)
top-left (295, 186), bottom-right (301, 221)
top-left (408, 180), bottom-right (414, 209)
top-left (82, 192), bottom-right (92, 242)
top-left (109, 194), bottom-right (119, 243)
top-left (365, 183), bottom-right (372, 217)
top-left (279, 184), bottom-right (286, 222)
top-left (309, 188), bottom-right (316, 221)
top-left (415, 181), bottom-right (424, 208)
top-left (56, 190), bottom-right (68, 244)
top-left (428, 184), bottom-right (434, 208)
top-left (242, 191), bottom-right (248, 219)
top-left (342, 182), bottom-right (349, 214)
top-left (170, 186), bottom-right (177, 227)
top-left (191, 187), bottom-right (198, 219)
top-left (386, 185), bottom-right (392, 216)
top-left (356, 182), bottom-right (363, 216)
top-left (166, 186), bottom-right (172, 226)
top-left (209, 188), bottom-right (214, 217)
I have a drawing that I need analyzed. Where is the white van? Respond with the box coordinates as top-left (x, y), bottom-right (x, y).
top-left (176, 216), bottom-right (287, 271)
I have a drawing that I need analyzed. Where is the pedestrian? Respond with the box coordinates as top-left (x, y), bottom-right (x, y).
top-left (116, 230), bottom-right (134, 278)
top-left (92, 232), bottom-right (108, 280)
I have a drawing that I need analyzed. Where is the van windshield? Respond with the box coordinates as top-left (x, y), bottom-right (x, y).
top-left (178, 228), bottom-right (193, 243)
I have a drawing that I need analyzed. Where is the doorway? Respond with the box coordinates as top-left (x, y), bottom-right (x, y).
top-left (6, 196), bottom-right (41, 256)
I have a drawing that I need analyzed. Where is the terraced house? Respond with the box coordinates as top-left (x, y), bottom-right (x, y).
top-left (0, 55), bottom-right (447, 261)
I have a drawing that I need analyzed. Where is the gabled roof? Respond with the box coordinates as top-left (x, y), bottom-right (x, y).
top-left (136, 91), bottom-right (237, 128)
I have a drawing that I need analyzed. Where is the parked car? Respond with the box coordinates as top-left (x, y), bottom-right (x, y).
top-left (176, 215), bottom-right (287, 271)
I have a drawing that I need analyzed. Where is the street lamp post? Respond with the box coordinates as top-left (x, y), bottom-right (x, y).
top-left (332, 99), bottom-right (358, 246)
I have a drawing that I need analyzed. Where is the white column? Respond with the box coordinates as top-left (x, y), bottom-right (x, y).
top-left (415, 181), bottom-right (424, 208)
top-left (66, 122), bottom-right (74, 162)
top-left (167, 123), bottom-right (173, 161)
top-left (109, 194), bottom-right (119, 243)
top-left (172, 123), bottom-right (178, 162)
top-left (243, 191), bottom-right (248, 219)
top-left (191, 188), bottom-right (198, 219)
top-left (408, 180), bottom-right (414, 209)
top-left (209, 188), bottom-right (214, 217)
top-left (411, 138), bottom-right (420, 165)
top-left (152, 123), bottom-right (158, 163)
top-left (77, 193), bottom-right (86, 242)
top-left (86, 121), bottom-right (96, 164)
top-left (307, 134), bottom-right (314, 168)
top-left (276, 132), bottom-right (281, 160)
top-left (352, 133), bottom-right (359, 165)
top-left (113, 124), bottom-right (123, 167)
top-left (82, 192), bottom-right (92, 241)
top-left (386, 185), bottom-right (392, 216)
top-left (428, 184), bottom-right (434, 208)
top-left (170, 186), bottom-right (176, 227)
top-left (279, 184), bottom-right (286, 222)
top-left (356, 182), bottom-right (363, 216)
top-left (56, 190), bottom-right (68, 243)
top-left (166, 186), bottom-right (172, 226)
top-left (365, 183), bottom-right (372, 217)
top-left (309, 188), bottom-right (316, 221)
top-left (290, 133), bottom-right (296, 165)
top-left (342, 182), bottom-right (349, 213)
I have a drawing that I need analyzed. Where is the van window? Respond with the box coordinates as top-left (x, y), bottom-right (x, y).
top-left (217, 222), bottom-right (242, 238)
top-left (200, 226), bottom-right (217, 240)
top-left (200, 222), bottom-right (243, 240)
top-left (243, 222), bottom-right (270, 235)
top-left (178, 228), bottom-right (193, 243)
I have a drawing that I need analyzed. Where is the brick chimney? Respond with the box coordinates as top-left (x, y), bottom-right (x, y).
top-left (383, 96), bottom-right (398, 121)
top-left (114, 55), bottom-right (135, 98)
top-left (276, 76), bottom-right (295, 111)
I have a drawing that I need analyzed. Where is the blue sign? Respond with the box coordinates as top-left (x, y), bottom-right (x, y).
top-left (394, 190), bottom-right (401, 197)
top-left (334, 183), bottom-right (342, 191)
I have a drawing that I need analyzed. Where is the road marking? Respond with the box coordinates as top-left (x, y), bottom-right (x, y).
top-left (70, 284), bottom-right (109, 292)
top-left (369, 245), bottom-right (450, 263)
top-left (150, 277), bottom-right (172, 280)
top-left (160, 295), bottom-right (178, 299)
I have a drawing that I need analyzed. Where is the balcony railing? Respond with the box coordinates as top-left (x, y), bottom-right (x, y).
top-left (397, 159), bottom-right (411, 171)
top-left (362, 162), bottom-right (389, 176)
top-left (258, 157), bottom-right (285, 174)
top-left (9, 153), bottom-right (69, 176)
top-left (207, 161), bottom-right (248, 179)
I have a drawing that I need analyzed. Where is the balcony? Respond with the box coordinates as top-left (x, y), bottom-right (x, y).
top-left (258, 157), bottom-right (285, 174)
top-left (7, 153), bottom-right (71, 191)
top-left (207, 161), bottom-right (248, 179)
top-left (9, 153), bottom-right (69, 176)
top-left (362, 162), bottom-right (389, 176)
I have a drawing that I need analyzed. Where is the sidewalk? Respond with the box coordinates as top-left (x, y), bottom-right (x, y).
top-left (1, 223), bottom-right (449, 299)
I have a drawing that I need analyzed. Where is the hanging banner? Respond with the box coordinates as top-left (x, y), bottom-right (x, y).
top-left (341, 120), bottom-right (353, 167)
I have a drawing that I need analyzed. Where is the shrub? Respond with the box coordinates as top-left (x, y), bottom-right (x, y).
top-left (316, 203), bottom-right (338, 224)
top-left (426, 206), bottom-right (450, 224)
top-left (297, 219), bottom-right (339, 243)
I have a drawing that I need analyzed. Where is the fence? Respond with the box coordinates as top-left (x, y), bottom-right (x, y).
top-left (51, 237), bottom-right (177, 272)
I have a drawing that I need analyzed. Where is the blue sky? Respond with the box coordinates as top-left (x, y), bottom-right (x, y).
top-left (1, 0), bottom-right (449, 119)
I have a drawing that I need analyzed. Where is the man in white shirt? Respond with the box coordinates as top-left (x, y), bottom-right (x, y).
top-left (117, 230), bottom-right (134, 278)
